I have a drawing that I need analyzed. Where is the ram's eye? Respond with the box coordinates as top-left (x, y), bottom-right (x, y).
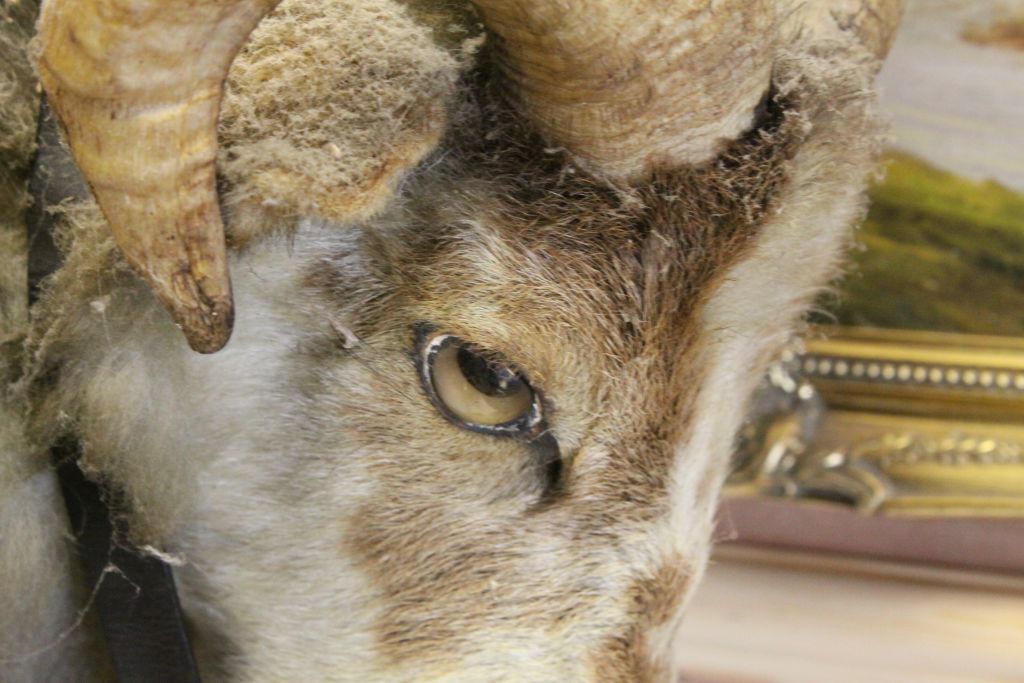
top-left (419, 333), bottom-right (543, 436)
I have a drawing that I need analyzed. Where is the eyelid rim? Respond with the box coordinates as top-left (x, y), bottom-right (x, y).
top-left (415, 326), bottom-right (546, 439)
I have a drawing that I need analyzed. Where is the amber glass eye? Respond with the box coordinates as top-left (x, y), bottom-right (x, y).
top-left (419, 333), bottom-right (542, 436)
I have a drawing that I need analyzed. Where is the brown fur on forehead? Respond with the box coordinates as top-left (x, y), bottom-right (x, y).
top-left (386, 83), bottom-right (800, 362)
top-left (355, 88), bottom-right (803, 461)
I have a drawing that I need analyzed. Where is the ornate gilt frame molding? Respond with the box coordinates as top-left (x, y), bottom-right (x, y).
top-left (728, 327), bottom-right (1024, 517)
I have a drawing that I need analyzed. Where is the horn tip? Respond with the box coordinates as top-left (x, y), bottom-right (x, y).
top-left (151, 269), bottom-right (235, 354)
top-left (180, 299), bottom-right (234, 354)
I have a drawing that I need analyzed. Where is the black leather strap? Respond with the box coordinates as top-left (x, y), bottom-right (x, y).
top-left (54, 445), bottom-right (202, 683)
top-left (30, 99), bottom-right (202, 683)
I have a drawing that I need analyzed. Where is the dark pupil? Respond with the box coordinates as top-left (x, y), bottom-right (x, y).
top-left (456, 346), bottom-right (526, 398)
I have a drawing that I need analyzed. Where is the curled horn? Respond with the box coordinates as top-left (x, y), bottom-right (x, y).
top-left (37, 0), bottom-right (281, 353)
top-left (470, 0), bottom-right (905, 180)
top-left (799, 0), bottom-right (906, 63)
top-left (468, 0), bottom-right (780, 179)
top-left (37, 0), bottom-right (903, 353)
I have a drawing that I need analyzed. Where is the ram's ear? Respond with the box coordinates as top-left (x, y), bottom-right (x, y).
top-left (216, 0), bottom-right (461, 247)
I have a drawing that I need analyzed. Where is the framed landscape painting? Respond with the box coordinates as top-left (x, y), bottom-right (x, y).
top-left (729, 0), bottom-right (1024, 523)
top-left (830, 0), bottom-right (1024, 337)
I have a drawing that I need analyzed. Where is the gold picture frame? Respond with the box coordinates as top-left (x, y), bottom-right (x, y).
top-left (725, 2), bottom-right (1024, 522)
top-left (728, 326), bottom-right (1024, 518)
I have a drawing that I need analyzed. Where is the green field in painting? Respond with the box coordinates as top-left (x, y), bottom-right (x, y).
top-left (823, 151), bottom-right (1024, 336)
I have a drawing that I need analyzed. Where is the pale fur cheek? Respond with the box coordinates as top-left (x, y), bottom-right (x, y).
top-left (654, 131), bottom-right (874, 676)
top-left (668, 97), bottom-right (873, 531)
top-left (43, 228), bottom-right (389, 682)
top-left (378, 634), bottom-right (592, 683)
top-left (168, 233), bottom-right (394, 682)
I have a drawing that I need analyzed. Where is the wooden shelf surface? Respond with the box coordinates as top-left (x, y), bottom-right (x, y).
top-left (676, 547), bottom-right (1024, 683)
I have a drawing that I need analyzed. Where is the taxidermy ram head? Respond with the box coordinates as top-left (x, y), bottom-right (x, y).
top-left (2, 0), bottom-right (902, 680)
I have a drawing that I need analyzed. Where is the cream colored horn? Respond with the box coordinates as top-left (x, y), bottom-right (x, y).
top-left (804, 0), bottom-right (906, 64)
top-left (37, 0), bottom-right (281, 353)
top-left (469, 0), bottom-right (778, 180)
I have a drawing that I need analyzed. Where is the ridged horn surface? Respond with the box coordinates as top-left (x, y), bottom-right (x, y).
top-left (470, 0), bottom-right (778, 180)
top-left (37, 0), bottom-right (281, 353)
top-left (800, 0), bottom-right (906, 63)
